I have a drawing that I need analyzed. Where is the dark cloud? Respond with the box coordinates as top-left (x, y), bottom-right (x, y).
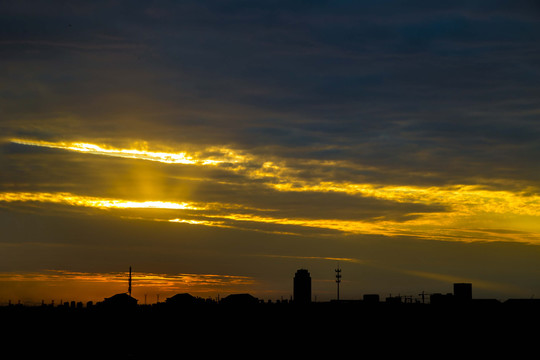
top-left (3, 0), bottom-right (540, 187)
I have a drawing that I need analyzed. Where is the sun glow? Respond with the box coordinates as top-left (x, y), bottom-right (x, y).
top-left (16, 137), bottom-right (539, 215)
top-left (0, 270), bottom-right (256, 303)
top-left (6, 138), bottom-right (540, 244)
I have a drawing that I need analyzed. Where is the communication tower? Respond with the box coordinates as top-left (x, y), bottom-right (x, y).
top-left (335, 263), bottom-right (342, 301)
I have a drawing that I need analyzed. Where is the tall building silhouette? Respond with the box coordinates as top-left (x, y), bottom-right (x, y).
top-left (293, 269), bottom-right (311, 304)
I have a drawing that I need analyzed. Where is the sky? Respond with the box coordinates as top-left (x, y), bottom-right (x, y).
top-left (1, 0), bottom-right (540, 304)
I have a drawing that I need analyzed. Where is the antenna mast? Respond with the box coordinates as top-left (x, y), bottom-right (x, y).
top-left (128, 266), bottom-right (132, 296)
top-left (335, 263), bottom-right (342, 301)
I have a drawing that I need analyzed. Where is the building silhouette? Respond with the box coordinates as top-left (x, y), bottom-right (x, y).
top-left (100, 293), bottom-right (138, 308)
top-left (453, 283), bottom-right (472, 302)
top-left (363, 294), bottom-right (380, 303)
top-left (220, 293), bottom-right (259, 305)
top-left (293, 269), bottom-right (311, 304)
top-left (166, 293), bottom-right (199, 306)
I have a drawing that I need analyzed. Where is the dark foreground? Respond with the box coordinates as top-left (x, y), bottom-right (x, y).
top-left (2, 301), bottom-right (539, 358)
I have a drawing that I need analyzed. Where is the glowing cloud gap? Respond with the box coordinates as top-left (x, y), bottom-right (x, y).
top-left (13, 138), bottom-right (539, 217)
top-left (9, 138), bottom-right (245, 165)
top-left (272, 182), bottom-right (540, 217)
top-left (2, 191), bottom-right (540, 243)
top-left (176, 212), bottom-right (414, 236)
top-left (10, 138), bottom-right (540, 218)
top-left (5, 137), bottom-right (540, 243)
top-left (0, 192), bottom-right (200, 210)
top-left (0, 192), bottom-right (274, 213)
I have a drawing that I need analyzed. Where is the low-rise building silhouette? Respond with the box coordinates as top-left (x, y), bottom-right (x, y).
top-left (220, 293), bottom-right (259, 305)
top-left (100, 293), bottom-right (138, 308)
top-left (363, 294), bottom-right (380, 303)
top-left (385, 295), bottom-right (402, 304)
top-left (430, 292), bottom-right (454, 305)
top-left (165, 293), bottom-right (203, 306)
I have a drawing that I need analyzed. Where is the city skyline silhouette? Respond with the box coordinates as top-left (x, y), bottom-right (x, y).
top-left (3, 266), bottom-right (539, 309)
top-left (3, 266), bottom-right (539, 359)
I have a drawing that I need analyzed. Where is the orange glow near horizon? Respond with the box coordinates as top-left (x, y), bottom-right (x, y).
top-left (0, 270), bottom-right (256, 304)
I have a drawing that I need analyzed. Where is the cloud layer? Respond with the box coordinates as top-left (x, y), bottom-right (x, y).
top-left (1, 0), bottom-right (540, 302)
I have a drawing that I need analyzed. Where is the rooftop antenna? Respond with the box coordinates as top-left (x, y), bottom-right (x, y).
top-left (419, 291), bottom-right (429, 304)
top-left (335, 262), bottom-right (342, 301)
top-left (128, 266), bottom-right (132, 297)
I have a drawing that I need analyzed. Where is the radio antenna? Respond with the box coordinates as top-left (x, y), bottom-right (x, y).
top-left (128, 266), bottom-right (132, 296)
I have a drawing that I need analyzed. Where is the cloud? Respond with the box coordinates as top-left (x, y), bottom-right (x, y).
top-left (2, 0), bottom-right (540, 301)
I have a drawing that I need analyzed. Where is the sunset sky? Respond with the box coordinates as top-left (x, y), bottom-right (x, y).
top-left (2, 0), bottom-right (540, 304)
